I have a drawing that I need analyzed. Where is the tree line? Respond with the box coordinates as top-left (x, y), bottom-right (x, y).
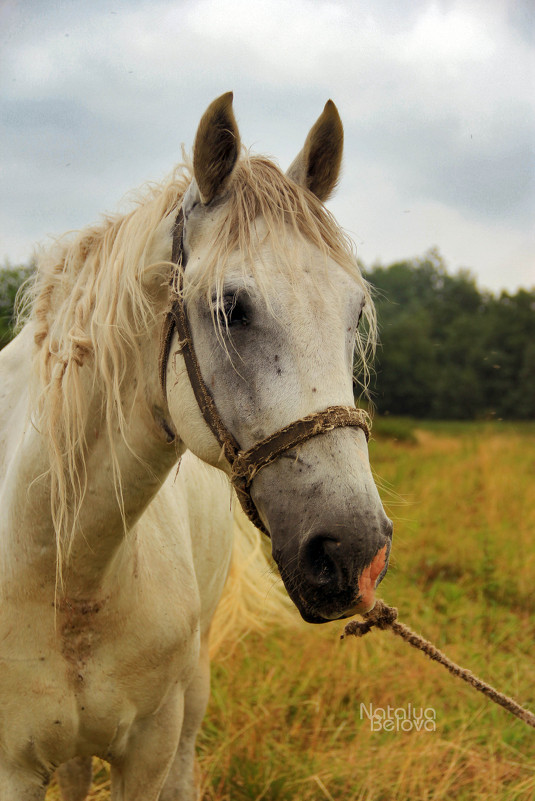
top-left (364, 250), bottom-right (535, 419)
top-left (1, 253), bottom-right (534, 419)
top-left (0, 262), bottom-right (34, 349)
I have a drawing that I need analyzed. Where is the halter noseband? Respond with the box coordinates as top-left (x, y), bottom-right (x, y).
top-left (159, 207), bottom-right (371, 537)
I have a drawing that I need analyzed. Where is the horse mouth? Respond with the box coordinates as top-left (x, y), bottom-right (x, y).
top-left (297, 593), bottom-right (378, 625)
top-left (297, 601), bottom-right (374, 625)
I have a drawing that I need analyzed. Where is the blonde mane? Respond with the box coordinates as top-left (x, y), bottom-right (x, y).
top-left (22, 153), bottom-right (376, 576)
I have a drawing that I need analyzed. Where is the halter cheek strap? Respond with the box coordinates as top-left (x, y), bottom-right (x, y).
top-left (159, 206), bottom-right (371, 537)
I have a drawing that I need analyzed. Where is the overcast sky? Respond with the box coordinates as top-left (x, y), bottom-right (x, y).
top-left (1, 0), bottom-right (534, 292)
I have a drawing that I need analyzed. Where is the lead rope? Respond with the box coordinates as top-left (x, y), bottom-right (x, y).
top-left (341, 600), bottom-right (535, 729)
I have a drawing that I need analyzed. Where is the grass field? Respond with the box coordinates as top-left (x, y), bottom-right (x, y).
top-left (46, 419), bottom-right (535, 800)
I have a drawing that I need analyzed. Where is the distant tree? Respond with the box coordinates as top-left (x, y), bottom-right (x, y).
top-left (516, 340), bottom-right (535, 418)
top-left (0, 261), bottom-right (34, 349)
top-left (365, 251), bottom-right (535, 420)
top-left (373, 308), bottom-right (438, 417)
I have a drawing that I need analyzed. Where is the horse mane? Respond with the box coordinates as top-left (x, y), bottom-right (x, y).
top-left (21, 152), bottom-right (376, 577)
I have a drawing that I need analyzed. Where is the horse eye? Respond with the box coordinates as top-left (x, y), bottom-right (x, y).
top-left (220, 295), bottom-right (250, 328)
top-left (356, 309), bottom-right (363, 328)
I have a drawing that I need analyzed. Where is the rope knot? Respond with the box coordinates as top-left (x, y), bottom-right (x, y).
top-left (341, 600), bottom-right (398, 639)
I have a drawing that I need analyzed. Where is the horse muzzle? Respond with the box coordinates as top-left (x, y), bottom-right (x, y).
top-left (273, 522), bottom-right (393, 625)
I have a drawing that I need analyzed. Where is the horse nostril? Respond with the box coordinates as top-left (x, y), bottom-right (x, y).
top-left (383, 518), bottom-right (394, 540)
top-left (302, 535), bottom-right (342, 588)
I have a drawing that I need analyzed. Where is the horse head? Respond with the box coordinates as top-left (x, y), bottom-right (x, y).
top-left (165, 93), bottom-right (392, 624)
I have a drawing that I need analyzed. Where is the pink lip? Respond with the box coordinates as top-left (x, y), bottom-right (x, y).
top-left (318, 544), bottom-right (389, 620)
top-left (354, 543), bottom-right (388, 613)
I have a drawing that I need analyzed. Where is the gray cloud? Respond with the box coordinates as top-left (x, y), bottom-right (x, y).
top-left (1, 0), bottom-right (533, 291)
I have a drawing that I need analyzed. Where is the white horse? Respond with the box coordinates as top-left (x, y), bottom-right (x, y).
top-left (0, 93), bottom-right (392, 800)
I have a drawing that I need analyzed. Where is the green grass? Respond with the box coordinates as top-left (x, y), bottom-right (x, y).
top-left (47, 421), bottom-right (535, 800)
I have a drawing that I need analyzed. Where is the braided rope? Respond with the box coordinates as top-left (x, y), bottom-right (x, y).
top-left (342, 600), bottom-right (535, 729)
top-left (231, 406), bottom-right (371, 486)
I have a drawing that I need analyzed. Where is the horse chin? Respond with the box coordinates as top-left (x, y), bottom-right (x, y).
top-left (296, 596), bottom-right (378, 625)
top-left (298, 608), bottom-right (331, 625)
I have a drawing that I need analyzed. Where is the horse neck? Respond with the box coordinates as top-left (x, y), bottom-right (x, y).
top-left (62, 318), bottom-right (185, 596)
top-left (0, 322), bottom-right (179, 600)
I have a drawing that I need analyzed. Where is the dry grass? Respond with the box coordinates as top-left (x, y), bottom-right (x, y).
top-left (46, 421), bottom-right (535, 800)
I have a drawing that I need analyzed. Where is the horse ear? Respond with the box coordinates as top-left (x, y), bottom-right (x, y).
top-left (193, 92), bottom-right (241, 205)
top-left (287, 100), bottom-right (343, 202)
